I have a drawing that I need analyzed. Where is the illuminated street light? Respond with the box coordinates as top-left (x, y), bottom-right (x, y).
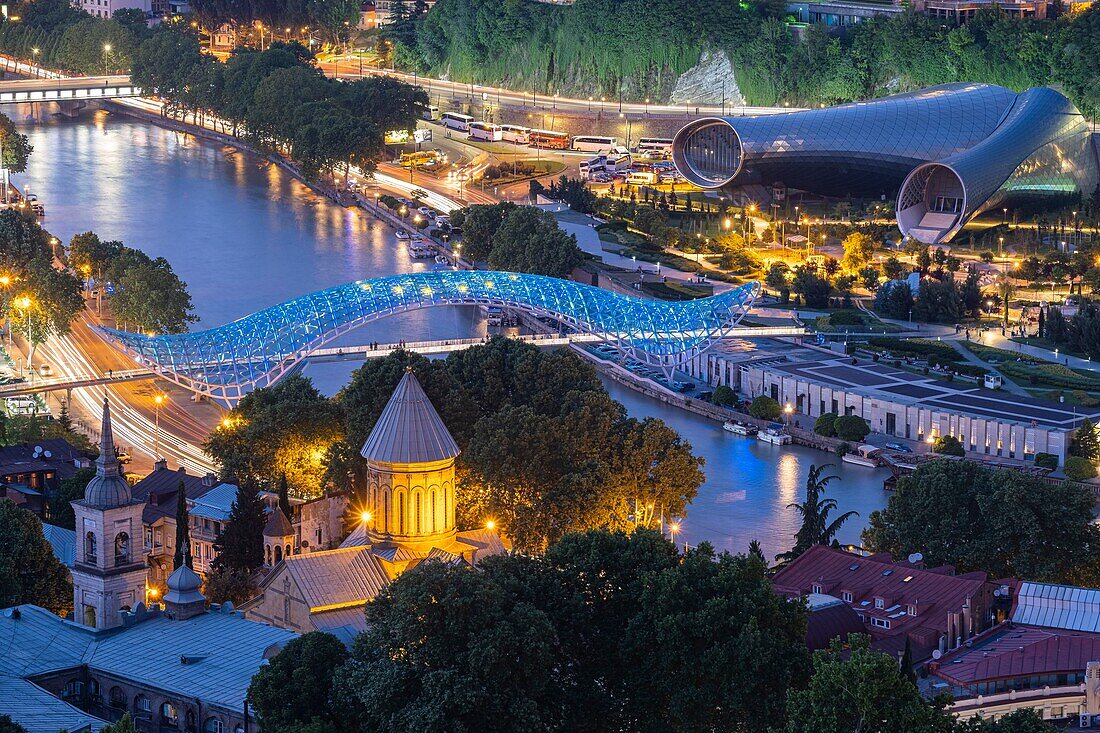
top-left (485, 519), bottom-right (496, 530)
top-left (103, 44), bottom-right (111, 76)
top-left (153, 393), bottom-right (166, 459)
top-left (360, 510), bottom-right (372, 524)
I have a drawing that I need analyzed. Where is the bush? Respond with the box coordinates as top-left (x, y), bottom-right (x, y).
top-left (867, 337), bottom-right (958, 361)
top-left (1064, 456), bottom-right (1098, 481)
top-left (828, 309), bottom-right (864, 327)
top-left (835, 441), bottom-right (851, 457)
top-left (814, 412), bottom-right (839, 437)
top-left (932, 435), bottom-right (965, 456)
top-left (748, 395), bottom-right (782, 420)
top-left (833, 415), bottom-right (870, 441)
top-left (712, 385), bottom-right (737, 407)
top-left (1035, 453), bottom-right (1058, 470)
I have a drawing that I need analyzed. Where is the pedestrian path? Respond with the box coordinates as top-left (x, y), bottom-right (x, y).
top-left (983, 330), bottom-right (1100, 373)
top-left (946, 339), bottom-right (1030, 397)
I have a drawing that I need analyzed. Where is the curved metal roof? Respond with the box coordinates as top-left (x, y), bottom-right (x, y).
top-left (361, 369), bottom-right (460, 465)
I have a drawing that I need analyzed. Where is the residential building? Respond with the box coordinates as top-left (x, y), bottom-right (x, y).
top-left (71, 0), bottom-right (151, 20)
top-left (928, 582), bottom-right (1100, 723)
top-left (772, 545), bottom-right (998, 662)
top-left (0, 439), bottom-right (91, 521)
top-left (242, 368), bottom-right (508, 640)
top-left (70, 399), bottom-right (148, 630)
top-left (375, 0), bottom-right (436, 26)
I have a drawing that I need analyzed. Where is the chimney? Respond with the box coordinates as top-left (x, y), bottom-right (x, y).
top-left (202, 472), bottom-right (216, 487)
top-left (154, 457), bottom-right (168, 472)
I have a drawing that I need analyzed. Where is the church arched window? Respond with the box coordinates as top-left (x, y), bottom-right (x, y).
top-left (274, 545), bottom-right (282, 563)
top-left (398, 492), bottom-right (405, 534)
top-left (430, 491), bottom-right (437, 533)
top-left (85, 532), bottom-right (97, 564)
top-left (109, 686), bottom-right (126, 709)
top-left (382, 488), bottom-right (391, 532)
top-left (415, 493), bottom-right (422, 534)
top-left (114, 532), bottom-right (130, 565)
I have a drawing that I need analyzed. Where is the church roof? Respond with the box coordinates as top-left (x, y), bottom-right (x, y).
top-left (164, 564), bottom-right (204, 605)
top-left (82, 399), bottom-right (134, 509)
top-left (263, 508), bottom-right (293, 538)
top-left (360, 369), bottom-right (459, 465)
top-left (278, 546), bottom-right (391, 611)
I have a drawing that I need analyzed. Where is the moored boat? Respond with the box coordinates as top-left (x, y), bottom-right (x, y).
top-left (723, 420), bottom-right (758, 436)
top-left (756, 427), bottom-right (791, 445)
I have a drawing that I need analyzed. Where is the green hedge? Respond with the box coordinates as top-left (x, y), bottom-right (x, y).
top-left (1065, 456), bottom-right (1098, 481)
top-left (1035, 453), bottom-right (1058, 470)
top-left (867, 337), bottom-right (959, 361)
top-left (999, 362), bottom-right (1100, 391)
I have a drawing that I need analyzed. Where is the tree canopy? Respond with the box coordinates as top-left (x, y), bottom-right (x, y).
top-left (453, 203), bottom-right (583, 278)
top-left (0, 499), bottom-right (72, 616)
top-left (863, 459), bottom-right (1100, 584)
top-left (211, 481), bottom-right (266, 573)
top-left (249, 632), bottom-right (350, 733)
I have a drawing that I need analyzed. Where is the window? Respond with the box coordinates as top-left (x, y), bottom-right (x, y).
top-left (811, 584), bottom-right (822, 594)
top-left (162, 701), bottom-right (179, 725)
top-left (85, 531), bottom-right (97, 564)
top-left (110, 687), bottom-right (127, 709)
top-left (274, 545), bottom-right (282, 563)
top-left (842, 591), bottom-right (852, 603)
top-left (135, 695), bottom-right (151, 718)
top-left (874, 598), bottom-right (884, 609)
top-left (61, 680), bottom-right (83, 700)
top-left (204, 718), bottom-right (225, 733)
top-left (871, 617), bottom-right (891, 629)
top-left (88, 679), bottom-right (100, 700)
top-left (114, 532), bottom-right (130, 565)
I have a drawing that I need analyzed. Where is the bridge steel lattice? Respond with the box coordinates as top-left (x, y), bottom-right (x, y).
top-left (100, 271), bottom-right (761, 403)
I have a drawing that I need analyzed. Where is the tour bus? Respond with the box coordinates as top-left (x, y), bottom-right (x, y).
top-left (440, 112), bottom-right (475, 132)
top-left (625, 171), bottom-right (658, 186)
top-left (468, 122), bottom-right (503, 142)
top-left (604, 151), bottom-right (632, 173)
top-left (579, 156), bottom-right (606, 178)
top-left (421, 105), bottom-right (441, 121)
top-left (500, 124), bottom-right (531, 145)
top-left (636, 137), bottom-right (674, 154)
top-left (571, 135), bottom-right (617, 153)
top-left (529, 129), bottom-right (571, 150)
top-left (399, 151), bottom-right (439, 168)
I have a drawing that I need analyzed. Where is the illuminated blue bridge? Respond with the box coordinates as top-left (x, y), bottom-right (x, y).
top-left (101, 271), bottom-right (761, 403)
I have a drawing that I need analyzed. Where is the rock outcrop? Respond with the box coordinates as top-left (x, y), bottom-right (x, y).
top-left (669, 49), bottom-right (745, 107)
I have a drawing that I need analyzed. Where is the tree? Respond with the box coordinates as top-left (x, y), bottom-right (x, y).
top-left (484, 205), bottom-right (584, 278)
top-left (47, 467), bottom-right (95, 529)
top-left (0, 716), bottom-right (27, 733)
top-left (111, 256), bottom-right (197, 334)
top-left (979, 710), bottom-right (1058, 733)
top-left (748, 395), bottom-right (782, 420)
top-left (875, 280), bottom-right (913, 319)
top-left (249, 632), bottom-right (350, 733)
top-left (173, 479), bottom-right (191, 570)
top-left (277, 473), bottom-right (292, 520)
top-left (814, 412), bottom-right (838, 437)
top-left (1070, 420), bottom-right (1100, 460)
top-left (1065, 455), bottom-right (1098, 481)
top-left (784, 635), bottom-right (959, 733)
top-left (0, 112), bottom-right (32, 173)
top-left (204, 374), bottom-right (345, 498)
top-left (0, 499), bottom-right (72, 616)
top-left (791, 265), bottom-right (832, 308)
top-left (211, 482), bottom-right (266, 573)
top-left (859, 264), bottom-right (881, 291)
top-left (882, 256), bottom-right (906, 280)
top-left (98, 714), bottom-right (139, 733)
top-left (765, 261), bottom-right (791, 302)
top-left (776, 463), bottom-right (857, 563)
top-left (932, 434), bottom-right (965, 456)
top-left (833, 414), bottom-right (870, 441)
top-left (863, 459), bottom-right (1100, 583)
top-left (711, 385), bottom-right (737, 406)
top-left (914, 276), bottom-right (962, 324)
top-left (202, 566), bottom-right (255, 606)
top-left (840, 231), bottom-right (874, 272)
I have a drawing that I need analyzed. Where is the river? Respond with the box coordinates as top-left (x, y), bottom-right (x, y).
top-left (15, 105), bottom-right (890, 560)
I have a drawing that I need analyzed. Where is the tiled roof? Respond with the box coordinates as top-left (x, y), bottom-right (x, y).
top-left (281, 547), bottom-right (391, 611)
top-left (772, 545), bottom-right (990, 654)
top-left (310, 607), bottom-right (368, 647)
top-left (932, 624), bottom-right (1100, 687)
top-left (0, 439), bottom-right (85, 481)
top-left (805, 596), bottom-right (865, 650)
top-left (455, 528), bottom-right (512, 560)
top-left (41, 523), bottom-right (76, 567)
top-left (1012, 581), bottom-right (1100, 632)
top-left (360, 370), bottom-right (459, 465)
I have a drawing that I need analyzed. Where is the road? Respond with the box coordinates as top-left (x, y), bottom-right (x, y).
top-left (316, 57), bottom-right (802, 118)
top-left (25, 309), bottom-right (220, 475)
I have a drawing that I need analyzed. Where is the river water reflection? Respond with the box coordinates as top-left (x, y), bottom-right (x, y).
top-left (17, 107), bottom-right (889, 559)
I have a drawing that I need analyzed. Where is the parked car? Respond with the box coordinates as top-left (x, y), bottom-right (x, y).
top-left (885, 441), bottom-right (913, 453)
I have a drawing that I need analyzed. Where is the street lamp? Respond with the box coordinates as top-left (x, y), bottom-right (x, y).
top-left (153, 393), bottom-right (166, 459)
top-left (669, 521), bottom-right (681, 547)
top-left (16, 295), bottom-right (32, 381)
top-left (102, 44), bottom-right (111, 76)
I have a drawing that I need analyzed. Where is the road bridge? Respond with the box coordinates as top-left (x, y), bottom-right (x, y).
top-left (0, 369), bottom-right (154, 398)
top-left (0, 58), bottom-right (140, 103)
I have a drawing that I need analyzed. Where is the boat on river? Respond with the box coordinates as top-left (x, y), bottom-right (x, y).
top-left (395, 229), bottom-right (410, 241)
top-left (842, 444), bottom-right (881, 468)
top-left (723, 420), bottom-right (757, 436)
top-left (756, 426), bottom-right (791, 445)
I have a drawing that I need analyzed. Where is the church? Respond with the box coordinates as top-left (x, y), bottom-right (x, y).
top-left (240, 368), bottom-right (509, 640)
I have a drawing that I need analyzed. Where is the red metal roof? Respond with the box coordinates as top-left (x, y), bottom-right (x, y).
top-left (931, 624), bottom-right (1100, 686)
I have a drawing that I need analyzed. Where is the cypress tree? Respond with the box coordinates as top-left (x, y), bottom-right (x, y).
top-left (173, 479), bottom-right (191, 570)
top-left (212, 480), bottom-right (266, 573)
top-left (900, 637), bottom-right (916, 685)
top-left (278, 473), bottom-right (292, 521)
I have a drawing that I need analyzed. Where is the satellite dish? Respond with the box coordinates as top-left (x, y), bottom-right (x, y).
top-left (33, 445), bottom-right (42, 453)
top-left (43, 450), bottom-right (52, 459)
top-left (908, 552), bottom-right (924, 564)
top-left (932, 650), bottom-right (942, 660)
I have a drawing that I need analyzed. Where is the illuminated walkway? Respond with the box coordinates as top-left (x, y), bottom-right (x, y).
top-left (101, 271), bottom-right (761, 403)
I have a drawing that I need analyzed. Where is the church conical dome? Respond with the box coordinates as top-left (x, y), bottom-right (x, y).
top-left (360, 368), bottom-right (459, 465)
top-left (83, 398), bottom-right (134, 508)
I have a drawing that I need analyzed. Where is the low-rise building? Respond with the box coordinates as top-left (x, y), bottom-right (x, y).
top-left (928, 581), bottom-right (1100, 723)
top-left (71, 0), bottom-right (151, 20)
top-left (0, 439), bottom-right (91, 521)
top-left (772, 545), bottom-right (998, 662)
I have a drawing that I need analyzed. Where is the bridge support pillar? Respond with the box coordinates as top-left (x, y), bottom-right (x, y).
top-left (56, 100), bottom-right (87, 118)
top-left (66, 388), bottom-right (72, 406)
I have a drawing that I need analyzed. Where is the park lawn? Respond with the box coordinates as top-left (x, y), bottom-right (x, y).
top-left (815, 309), bottom-right (903, 334)
top-left (961, 342), bottom-right (1047, 365)
top-left (997, 360), bottom-right (1100, 391)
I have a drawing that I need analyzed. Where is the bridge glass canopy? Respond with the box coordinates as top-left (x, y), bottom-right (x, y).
top-left (102, 271), bottom-right (760, 402)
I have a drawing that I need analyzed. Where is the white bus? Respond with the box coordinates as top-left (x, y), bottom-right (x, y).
top-left (421, 105), bottom-right (441, 120)
top-left (571, 135), bottom-right (617, 153)
top-left (500, 124), bottom-right (530, 144)
top-left (441, 112), bottom-right (475, 132)
top-left (579, 156), bottom-right (606, 178)
top-left (636, 137), bottom-right (673, 153)
top-left (468, 122), bottom-right (503, 142)
top-left (604, 152), bottom-right (632, 172)
top-left (625, 171), bottom-right (658, 186)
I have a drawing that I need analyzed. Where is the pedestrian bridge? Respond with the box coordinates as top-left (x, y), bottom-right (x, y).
top-left (99, 271), bottom-right (764, 403)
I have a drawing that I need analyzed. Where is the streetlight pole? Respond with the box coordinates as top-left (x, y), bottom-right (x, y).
top-left (103, 44), bottom-right (111, 77)
top-left (153, 393), bottom-right (165, 460)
